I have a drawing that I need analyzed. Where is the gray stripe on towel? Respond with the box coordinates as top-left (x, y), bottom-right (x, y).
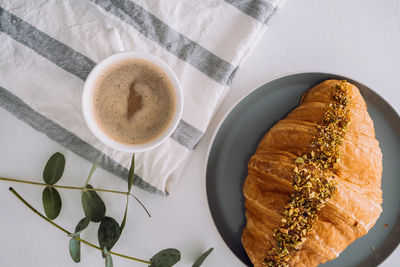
top-left (0, 7), bottom-right (96, 80)
top-left (91, 0), bottom-right (236, 85)
top-left (0, 86), bottom-right (166, 196)
top-left (171, 120), bottom-right (203, 150)
top-left (224, 0), bottom-right (275, 24)
top-left (0, 7), bottom-right (204, 150)
top-left (265, 6), bottom-right (279, 25)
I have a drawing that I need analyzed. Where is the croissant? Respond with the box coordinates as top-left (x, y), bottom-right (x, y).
top-left (242, 80), bottom-right (382, 267)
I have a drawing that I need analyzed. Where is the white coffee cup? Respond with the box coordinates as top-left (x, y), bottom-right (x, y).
top-left (82, 30), bottom-right (183, 153)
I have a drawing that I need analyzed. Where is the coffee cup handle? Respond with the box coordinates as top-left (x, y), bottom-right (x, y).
top-left (108, 28), bottom-right (125, 53)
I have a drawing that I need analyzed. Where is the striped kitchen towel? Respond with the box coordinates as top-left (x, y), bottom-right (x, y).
top-left (0, 0), bottom-right (285, 195)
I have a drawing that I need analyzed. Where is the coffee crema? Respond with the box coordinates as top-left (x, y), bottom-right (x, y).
top-left (93, 58), bottom-right (176, 145)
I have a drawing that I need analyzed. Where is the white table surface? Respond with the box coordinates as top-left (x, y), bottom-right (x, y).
top-left (0, 0), bottom-right (399, 266)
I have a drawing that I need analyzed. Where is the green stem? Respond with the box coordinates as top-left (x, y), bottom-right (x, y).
top-left (9, 187), bottom-right (151, 265)
top-left (83, 162), bottom-right (98, 190)
top-left (130, 193), bottom-right (151, 218)
top-left (0, 176), bottom-right (127, 195)
top-left (9, 187), bottom-right (70, 234)
top-left (1, 176), bottom-right (151, 217)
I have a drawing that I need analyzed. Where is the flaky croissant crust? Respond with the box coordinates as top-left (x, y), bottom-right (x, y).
top-left (242, 80), bottom-right (382, 267)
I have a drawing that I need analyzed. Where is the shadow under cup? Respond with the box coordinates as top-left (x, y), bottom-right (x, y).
top-left (82, 52), bottom-right (183, 153)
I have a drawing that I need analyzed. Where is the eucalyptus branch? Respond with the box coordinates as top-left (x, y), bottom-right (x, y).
top-left (0, 176), bottom-right (151, 217)
top-left (9, 187), bottom-right (151, 265)
top-left (5, 152), bottom-right (213, 267)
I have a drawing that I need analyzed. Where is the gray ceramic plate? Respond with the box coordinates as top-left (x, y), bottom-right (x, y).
top-left (206, 72), bottom-right (400, 267)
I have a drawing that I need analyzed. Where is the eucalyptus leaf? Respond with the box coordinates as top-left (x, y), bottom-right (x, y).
top-left (42, 186), bottom-right (62, 220)
top-left (149, 248), bottom-right (181, 267)
top-left (192, 248), bottom-right (214, 267)
top-left (128, 154), bottom-right (135, 193)
top-left (75, 217), bottom-right (90, 233)
top-left (68, 217), bottom-right (91, 237)
top-left (104, 247), bottom-right (113, 267)
top-left (98, 217), bottom-right (121, 251)
top-left (120, 197), bottom-right (129, 233)
top-left (81, 185), bottom-right (106, 222)
top-left (106, 253), bottom-right (113, 267)
top-left (69, 237), bottom-right (81, 263)
top-left (43, 152), bottom-right (65, 185)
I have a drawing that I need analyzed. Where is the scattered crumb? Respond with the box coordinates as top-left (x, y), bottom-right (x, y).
top-left (353, 221), bottom-right (359, 227)
top-left (371, 246), bottom-right (376, 251)
top-left (384, 224), bottom-right (389, 228)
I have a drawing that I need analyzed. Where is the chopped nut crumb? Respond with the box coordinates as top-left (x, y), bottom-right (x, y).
top-left (295, 157), bottom-right (305, 164)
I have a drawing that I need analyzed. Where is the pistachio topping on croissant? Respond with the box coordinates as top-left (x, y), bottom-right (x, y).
top-left (242, 80), bottom-right (383, 267)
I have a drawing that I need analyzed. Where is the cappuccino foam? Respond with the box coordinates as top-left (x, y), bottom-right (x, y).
top-left (93, 58), bottom-right (176, 145)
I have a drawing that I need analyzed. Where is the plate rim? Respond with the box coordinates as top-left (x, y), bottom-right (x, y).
top-left (203, 70), bottom-right (400, 266)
